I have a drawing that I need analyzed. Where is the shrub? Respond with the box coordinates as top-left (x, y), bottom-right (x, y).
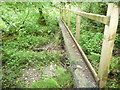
top-left (79, 30), bottom-right (103, 54)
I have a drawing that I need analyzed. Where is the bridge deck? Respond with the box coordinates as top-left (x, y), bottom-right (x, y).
top-left (58, 17), bottom-right (98, 88)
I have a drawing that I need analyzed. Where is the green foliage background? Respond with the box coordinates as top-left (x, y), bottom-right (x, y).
top-left (1, 2), bottom-right (73, 88)
top-left (1, 2), bottom-right (120, 88)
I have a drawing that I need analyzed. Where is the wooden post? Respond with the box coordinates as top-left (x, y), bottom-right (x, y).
top-left (68, 5), bottom-right (71, 29)
top-left (75, 7), bottom-right (81, 42)
top-left (59, 7), bottom-right (61, 15)
top-left (64, 6), bottom-right (66, 23)
top-left (62, 6), bottom-right (64, 20)
top-left (98, 3), bottom-right (119, 88)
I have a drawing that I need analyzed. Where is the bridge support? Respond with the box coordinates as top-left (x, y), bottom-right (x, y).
top-left (98, 3), bottom-right (119, 88)
top-left (59, 17), bottom-right (98, 88)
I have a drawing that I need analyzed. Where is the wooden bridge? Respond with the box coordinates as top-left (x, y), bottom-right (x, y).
top-left (58, 3), bottom-right (119, 88)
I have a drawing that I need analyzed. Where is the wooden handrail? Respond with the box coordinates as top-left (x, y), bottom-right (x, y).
top-left (59, 3), bottom-right (119, 88)
top-left (60, 17), bottom-right (99, 85)
top-left (61, 8), bottom-right (110, 25)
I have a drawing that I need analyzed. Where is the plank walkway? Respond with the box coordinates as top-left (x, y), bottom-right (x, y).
top-left (58, 17), bottom-right (98, 88)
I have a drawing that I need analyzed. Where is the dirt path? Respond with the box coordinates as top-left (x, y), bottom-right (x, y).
top-left (19, 32), bottom-right (71, 87)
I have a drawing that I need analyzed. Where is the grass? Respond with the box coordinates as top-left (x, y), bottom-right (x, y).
top-left (2, 29), bottom-right (73, 88)
top-left (2, 2), bottom-right (119, 88)
top-left (2, 3), bottom-right (73, 88)
top-left (30, 78), bottom-right (61, 88)
top-left (30, 66), bottom-right (73, 88)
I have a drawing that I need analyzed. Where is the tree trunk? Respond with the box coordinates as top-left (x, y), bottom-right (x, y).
top-left (38, 7), bottom-right (46, 25)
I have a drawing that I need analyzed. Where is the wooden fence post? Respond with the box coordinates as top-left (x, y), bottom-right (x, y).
top-left (75, 7), bottom-right (81, 42)
top-left (64, 6), bottom-right (66, 23)
top-left (59, 6), bottom-right (61, 15)
top-left (68, 5), bottom-right (71, 29)
top-left (98, 3), bottom-right (119, 88)
top-left (62, 6), bottom-right (64, 20)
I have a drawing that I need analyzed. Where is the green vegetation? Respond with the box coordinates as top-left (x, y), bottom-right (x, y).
top-left (1, 2), bottom-right (73, 88)
top-left (1, 2), bottom-right (119, 88)
top-left (30, 66), bottom-right (73, 88)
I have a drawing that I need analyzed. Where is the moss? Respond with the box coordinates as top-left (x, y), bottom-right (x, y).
top-left (29, 66), bottom-right (73, 88)
top-left (55, 66), bottom-right (73, 88)
top-left (30, 78), bottom-right (60, 88)
top-left (55, 72), bottom-right (73, 88)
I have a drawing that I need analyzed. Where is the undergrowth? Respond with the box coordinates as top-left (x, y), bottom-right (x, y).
top-left (1, 2), bottom-right (73, 88)
top-left (30, 66), bottom-right (73, 88)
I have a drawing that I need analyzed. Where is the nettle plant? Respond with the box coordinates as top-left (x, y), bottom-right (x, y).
top-left (79, 30), bottom-right (103, 54)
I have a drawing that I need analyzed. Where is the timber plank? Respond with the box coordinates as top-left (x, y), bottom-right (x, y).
top-left (62, 8), bottom-right (109, 25)
top-left (58, 17), bottom-right (98, 88)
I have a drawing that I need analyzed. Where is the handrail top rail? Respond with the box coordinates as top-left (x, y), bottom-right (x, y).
top-left (60, 7), bottom-right (110, 25)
